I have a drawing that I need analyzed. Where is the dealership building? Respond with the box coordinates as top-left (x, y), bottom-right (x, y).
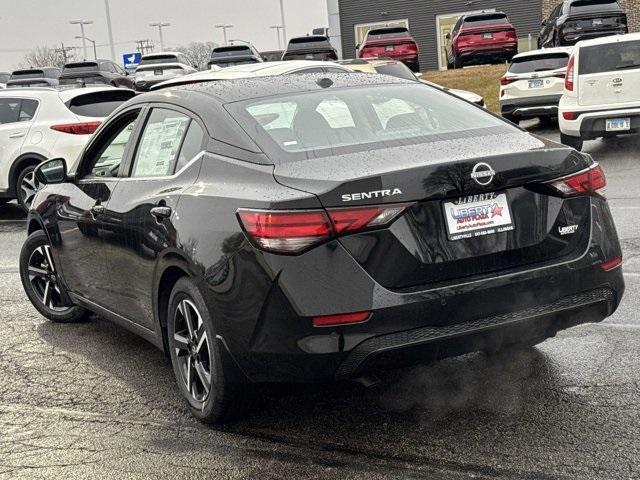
top-left (327, 0), bottom-right (640, 70)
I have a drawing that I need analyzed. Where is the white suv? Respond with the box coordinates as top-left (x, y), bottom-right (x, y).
top-left (559, 33), bottom-right (640, 151)
top-left (134, 52), bottom-right (197, 92)
top-left (0, 87), bottom-right (135, 210)
top-left (500, 47), bottom-right (572, 124)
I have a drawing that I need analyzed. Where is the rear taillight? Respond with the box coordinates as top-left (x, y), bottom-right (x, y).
top-left (50, 121), bottom-right (102, 135)
top-left (500, 76), bottom-right (517, 86)
top-left (565, 55), bottom-right (575, 91)
top-left (237, 204), bottom-right (409, 255)
top-left (548, 164), bottom-right (606, 197)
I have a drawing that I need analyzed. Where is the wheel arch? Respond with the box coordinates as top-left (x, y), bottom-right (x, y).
top-left (154, 253), bottom-right (195, 353)
top-left (9, 153), bottom-right (47, 196)
top-left (27, 215), bottom-right (46, 235)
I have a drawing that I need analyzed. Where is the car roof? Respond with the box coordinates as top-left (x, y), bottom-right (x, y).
top-left (151, 61), bottom-right (350, 89)
top-left (142, 52), bottom-right (183, 58)
top-left (575, 32), bottom-right (640, 48)
top-left (0, 86), bottom-right (118, 100)
top-left (512, 47), bottom-right (573, 59)
top-left (143, 72), bottom-right (412, 105)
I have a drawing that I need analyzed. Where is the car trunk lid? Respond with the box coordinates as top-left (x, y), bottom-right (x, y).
top-left (577, 38), bottom-right (640, 107)
top-left (273, 131), bottom-right (594, 289)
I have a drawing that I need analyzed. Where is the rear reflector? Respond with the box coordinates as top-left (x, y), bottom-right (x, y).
top-left (562, 111), bottom-right (577, 121)
top-left (601, 256), bottom-right (622, 272)
top-left (313, 311), bottom-right (371, 327)
top-left (237, 204), bottom-right (409, 255)
top-left (548, 164), bottom-right (606, 196)
top-left (50, 121), bottom-right (102, 135)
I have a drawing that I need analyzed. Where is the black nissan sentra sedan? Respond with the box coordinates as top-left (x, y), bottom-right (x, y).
top-left (20, 73), bottom-right (624, 423)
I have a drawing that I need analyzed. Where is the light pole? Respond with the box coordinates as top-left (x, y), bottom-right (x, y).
top-left (270, 25), bottom-right (284, 50)
top-left (75, 36), bottom-right (97, 60)
top-left (69, 20), bottom-right (94, 60)
top-left (149, 21), bottom-right (171, 51)
top-left (215, 24), bottom-right (234, 45)
top-left (279, 0), bottom-right (287, 47)
top-left (104, 0), bottom-right (116, 60)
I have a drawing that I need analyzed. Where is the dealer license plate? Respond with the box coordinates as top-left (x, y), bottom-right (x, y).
top-left (483, 32), bottom-right (493, 39)
top-left (385, 45), bottom-right (395, 51)
top-left (444, 192), bottom-right (514, 241)
top-left (528, 79), bottom-right (544, 89)
top-left (606, 118), bottom-right (631, 131)
top-left (154, 69), bottom-right (163, 75)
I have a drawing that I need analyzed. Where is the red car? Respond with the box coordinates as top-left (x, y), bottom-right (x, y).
top-left (358, 27), bottom-right (420, 72)
top-left (445, 12), bottom-right (518, 69)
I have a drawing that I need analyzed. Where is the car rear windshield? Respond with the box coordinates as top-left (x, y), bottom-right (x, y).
top-left (579, 40), bottom-right (640, 74)
top-left (286, 37), bottom-right (333, 51)
top-left (0, 74), bottom-right (11, 83)
top-left (66, 90), bottom-right (136, 117)
top-left (569, 0), bottom-right (621, 14)
top-left (374, 63), bottom-right (417, 81)
top-left (139, 55), bottom-right (179, 66)
top-left (367, 27), bottom-right (410, 39)
top-left (212, 46), bottom-right (253, 58)
top-left (63, 62), bottom-right (99, 73)
top-left (231, 83), bottom-right (510, 162)
top-left (463, 13), bottom-right (508, 26)
top-left (11, 70), bottom-right (45, 79)
top-left (509, 53), bottom-right (570, 73)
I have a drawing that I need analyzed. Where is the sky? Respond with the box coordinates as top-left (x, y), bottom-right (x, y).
top-left (0, 0), bottom-right (328, 71)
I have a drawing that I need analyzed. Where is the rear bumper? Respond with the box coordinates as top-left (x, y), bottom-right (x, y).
top-left (501, 94), bottom-right (562, 118)
top-left (214, 195), bottom-right (624, 383)
top-left (457, 44), bottom-right (517, 63)
top-left (559, 106), bottom-right (640, 139)
top-left (559, 28), bottom-right (628, 46)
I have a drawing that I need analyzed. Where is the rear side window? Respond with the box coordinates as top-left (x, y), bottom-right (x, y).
top-left (131, 108), bottom-right (192, 177)
top-left (579, 40), bottom-right (640, 74)
top-left (463, 14), bottom-right (509, 26)
top-left (0, 98), bottom-right (38, 124)
top-left (569, 0), bottom-right (621, 14)
top-left (509, 53), bottom-right (570, 73)
top-left (175, 121), bottom-right (205, 172)
top-left (66, 90), bottom-right (136, 117)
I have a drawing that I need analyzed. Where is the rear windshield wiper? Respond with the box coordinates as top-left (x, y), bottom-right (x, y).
top-left (616, 63), bottom-right (640, 70)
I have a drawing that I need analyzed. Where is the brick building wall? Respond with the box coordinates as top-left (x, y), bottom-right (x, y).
top-left (542, 0), bottom-right (640, 32)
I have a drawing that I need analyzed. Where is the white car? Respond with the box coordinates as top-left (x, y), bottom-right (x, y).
top-left (151, 60), bottom-right (351, 90)
top-left (0, 86), bottom-right (135, 210)
top-left (559, 33), bottom-right (640, 151)
top-left (500, 47), bottom-right (572, 124)
top-left (134, 52), bottom-right (198, 91)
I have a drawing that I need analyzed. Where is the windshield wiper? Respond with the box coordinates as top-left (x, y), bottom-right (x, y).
top-left (616, 63), bottom-right (640, 70)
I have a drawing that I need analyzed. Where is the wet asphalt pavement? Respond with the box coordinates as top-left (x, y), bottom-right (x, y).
top-left (1, 122), bottom-right (639, 480)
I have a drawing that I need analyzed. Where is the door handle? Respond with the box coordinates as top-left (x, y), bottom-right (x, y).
top-left (91, 204), bottom-right (106, 215)
top-left (150, 206), bottom-right (172, 220)
top-left (9, 132), bottom-right (26, 139)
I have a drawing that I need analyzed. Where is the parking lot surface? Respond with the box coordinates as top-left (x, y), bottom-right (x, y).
top-left (1, 123), bottom-right (639, 480)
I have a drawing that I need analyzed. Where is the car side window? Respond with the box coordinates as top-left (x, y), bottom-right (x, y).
top-left (0, 98), bottom-right (22, 124)
top-left (130, 108), bottom-right (192, 178)
top-left (19, 99), bottom-right (38, 121)
top-left (82, 112), bottom-right (140, 178)
top-left (175, 121), bottom-right (205, 172)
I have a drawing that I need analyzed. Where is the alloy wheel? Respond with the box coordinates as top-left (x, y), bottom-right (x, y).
top-left (19, 169), bottom-right (39, 210)
top-left (173, 299), bottom-right (212, 403)
top-left (27, 245), bottom-right (67, 311)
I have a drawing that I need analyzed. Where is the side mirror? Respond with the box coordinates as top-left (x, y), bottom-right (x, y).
top-left (356, 44), bottom-right (361, 50)
top-left (35, 158), bottom-right (67, 185)
top-left (445, 33), bottom-right (451, 40)
top-left (541, 20), bottom-right (547, 27)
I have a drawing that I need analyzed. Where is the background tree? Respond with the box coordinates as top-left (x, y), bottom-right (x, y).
top-left (18, 45), bottom-right (77, 69)
top-left (174, 41), bottom-right (218, 70)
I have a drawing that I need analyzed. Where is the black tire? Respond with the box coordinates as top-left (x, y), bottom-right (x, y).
top-left (167, 277), bottom-right (246, 424)
top-left (19, 230), bottom-right (88, 323)
top-left (453, 56), bottom-right (464, 69)
top-left (538, 115), bottom-right (555, 128)
top-left (16, 164), bottom-right (39, 212)
top-left (560, 132), bottom-right (584, 151)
